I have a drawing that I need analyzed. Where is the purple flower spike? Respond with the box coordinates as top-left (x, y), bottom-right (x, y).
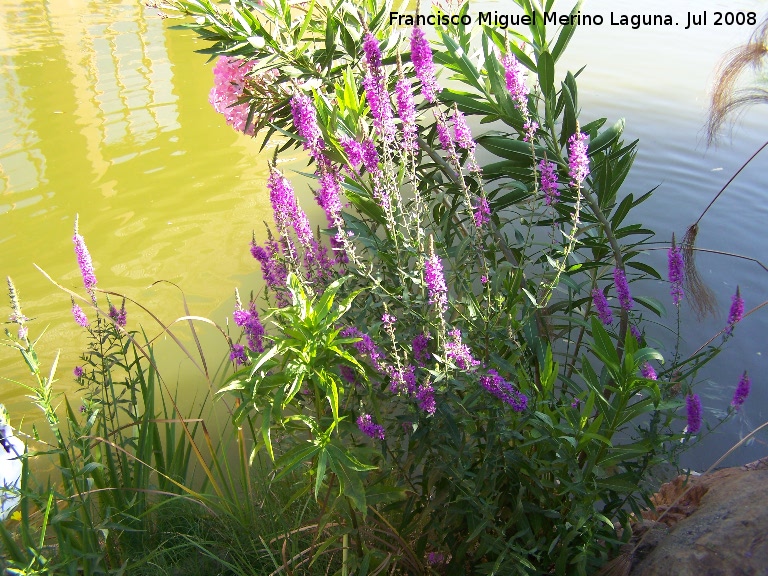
top-left (591, 288), bottom-right (613, 326)
top-left (613, 268), bottom-right (634, 311)
top-left (410, 27), bottom-right (439, 102)
top-left (436, 116), bottom-right (453, 151)
top-left (668, 234), bottom-right (684, 306)
top-left (726, 286), bottom-right (744, 335)
top-left (539, 159), bottom-right (559, 205)
top-left (290, 92), bottom-right (323, 156)
top-left (357, 413), bottom-right (385, 440)
top-left (73, 217), bottom-right (97, 299)
top-left (416, 382), bottom-right (436, 415)
top-left (686, 394), bottom-right (702, 434)
top-left (412, 334), bottom-right (431, 366)
top-left (731, 371), bottom-right (751, 409)
top-left (361, 139), bottom-right (380, 174)
top-left (72, 302), bottom-right (89, 328)
top-left (641, 362), bottom-right (657, 380)
top-left (363, 71), bottom-right (396, 141)
top-left (630, 325), bottom-right (642, 344)
top-left (478, 369), bottom-right (528, 411)
top-left (339, 136), bottom-right (364, 168)
top-left (268, 167), bottom-right (313, 250)
top-left (424, 253), bottom-right (448, 313)
top-left (453, 109), bottom-right (475, 151)
top-left (567, 131), bottom-right (590, 186)
top-left (473, 196), bottom-right (490, 228)
top-left (230, 343), bottom-right (247, 366)
top-left (108, 303), bottom-right (127, 327)
top-left (501, 53), bottom-right (529, 111)
top-left (395, 76), bottom-right (418, 150)
top-left (445, 329), bottom-right (480, 371)
top-left (362, 32), bottom-right (382, 70)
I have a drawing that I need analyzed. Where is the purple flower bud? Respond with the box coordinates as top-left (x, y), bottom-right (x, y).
top-left (630, 325), bottom-right (642, 343)
top-left (73, 366), bottom-right (84, 378)
top-left (613, 268), bottom-right (634, 311)
top-left (591, 288), bottom-right (613, 325)
top-left (686, 393), bottom-right (702, 434)
top-left (731, 371), bottom-right (751, 409)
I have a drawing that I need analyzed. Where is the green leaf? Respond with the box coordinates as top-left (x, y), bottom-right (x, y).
top-left (275, 442), bottom-right (322, 481)
top-left (326, 443), bottom-right (368, 513)
top-left (590, 317), bottom-right (620, 372)
top-left (262, 403), bottom-right (274, 462)
top-left (588, 118), bottom-right (625, 156)
top-left (635, 295), bottom-right (666, 318)
top-left (551, 0), bottom-right (583, 62)
top-left (477, 135), bottom-right (547, 164)
top-left (537, 50), bottom-right (555, 99)
top-left (314, 447), bottom-right (328, 500)
top-left (439, 34), bottom-right (483, 92)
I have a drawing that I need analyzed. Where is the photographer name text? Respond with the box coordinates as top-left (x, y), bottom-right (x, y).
top-left (389, 10), bottom-right (758, 30)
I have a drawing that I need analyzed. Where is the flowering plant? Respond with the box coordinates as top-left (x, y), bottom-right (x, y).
top-left (161, 0), bottom-right (751, 573)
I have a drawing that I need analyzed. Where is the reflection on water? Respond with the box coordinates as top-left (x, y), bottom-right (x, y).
top-left (0, 0), bottom-right (285, 424)
top-left (1, 0), bottom-right (767, 471)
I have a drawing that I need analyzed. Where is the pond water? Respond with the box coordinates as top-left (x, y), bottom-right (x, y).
top-left (2, 0), bottom-right (767, 471)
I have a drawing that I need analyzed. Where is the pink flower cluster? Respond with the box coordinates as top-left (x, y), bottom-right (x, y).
top-left (209, 56), bottom-right (258, 135)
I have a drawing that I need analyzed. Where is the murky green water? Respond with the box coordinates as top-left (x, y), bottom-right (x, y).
top-left (2, 0), bottom-right (768, 470)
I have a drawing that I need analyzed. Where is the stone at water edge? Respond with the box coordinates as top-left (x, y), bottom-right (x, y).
top-left (629, 461), bottom-right (768, 576)
top-left (0, 405), bottom-right (23, 521)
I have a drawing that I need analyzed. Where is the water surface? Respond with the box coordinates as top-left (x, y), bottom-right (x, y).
top-left (2, 0), bottom-right (767, 470)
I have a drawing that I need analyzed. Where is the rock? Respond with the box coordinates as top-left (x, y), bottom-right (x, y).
top-left (628, 460), bottom-right (768, 576)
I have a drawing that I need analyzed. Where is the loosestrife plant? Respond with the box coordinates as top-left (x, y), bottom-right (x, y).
top-left (21, 0), bottom-right (747, 573)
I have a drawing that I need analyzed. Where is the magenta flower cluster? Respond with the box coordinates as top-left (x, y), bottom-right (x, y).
top-left (539, 159), bottom-right (559, 205)
top-left (108, 303), bottom-right (127, 327)
top-left (501, 53), bottom-right (529, 111)
top-left (473, 196), bottom-right (491, 228)
top-left (613, 268), bottom-right (634, 311)
top-left (395, 76), bottom-right (418, 150)
top-left (410, 27), bottom-right (439, 102)
top-left (567, 131), bottom-right (590, 186)
top-left (290, 92), bottom-right (324, 155)
top-left (725, 287), bottom-right (744, 335)
top-left (72, 301), bottom-right (89, 328)
top-left (731, 371), bottom-right (751, 409)
top-left (424, 253), bottom-right (448, 313)
top-left (686, 394), bottom-right (702, 434)
top-left (74, 222), bottom-right (97, 300)
top-left (363, 70), bottom-right (395, 141)
top-left (591, 288), bottom-right (613, 325)
top-left (341, 326), bottom-right (385, 372)
top-left (234, 300), bottom-right (265, 354)
top-left (268, 167), bottom-right (314, 250)
top-left (391, 365), bottom-right (417, 395)
top-left (641, 362), bottom-right (657, 380)
top-left (445, 329), bottom-right (480, 371)
top-left (357, 413), bottom-right (385, 440)
top-left (667, 237), bottom-right (684, 305)
top-left (478, 369), bottom-right (528, 412)
top-left (416, 382), bottom-right (436, 415)
top-left (251, 237), bottom-right (289, 307)
top-left (412, 334), bottom-right (431, 366)
top-left (209, 56), bottom-right (257, 135)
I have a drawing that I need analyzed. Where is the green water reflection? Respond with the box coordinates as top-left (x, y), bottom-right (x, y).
top-left (0, 0), bottom-right (312, 422)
